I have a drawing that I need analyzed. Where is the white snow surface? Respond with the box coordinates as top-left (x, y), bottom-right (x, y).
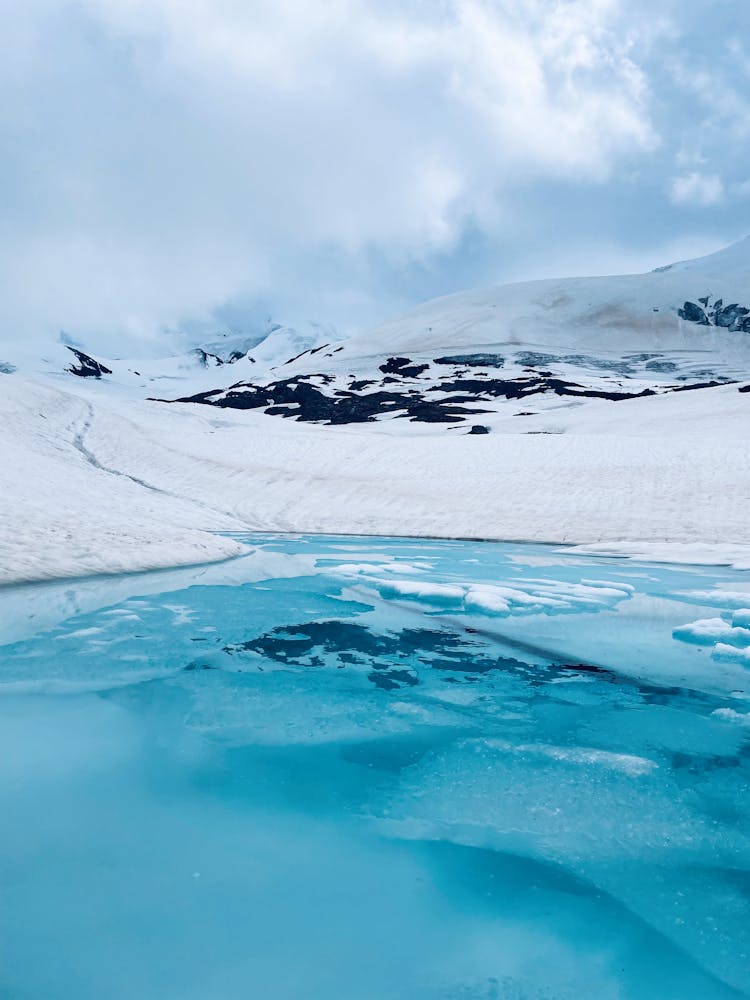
top-left (2, 239), bottom-right (750, 583)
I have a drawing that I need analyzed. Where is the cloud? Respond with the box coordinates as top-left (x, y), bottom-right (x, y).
top-left (0, 0), bottom-right (659, 349)
top-left (670, 172), bottom-right (725, 207)
top-left (673, 66), bottom-right (750, 142)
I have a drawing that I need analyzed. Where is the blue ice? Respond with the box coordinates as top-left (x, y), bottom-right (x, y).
top-left (0, 535), bottom-right (749, 999)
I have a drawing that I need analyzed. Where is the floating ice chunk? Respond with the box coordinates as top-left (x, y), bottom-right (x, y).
top-left (673, 618), bottom-right (732, 644)
top-left (711, 643), bottom-right (750, 666)
top-left (379, 562), bottom-right (431, 574)
top-left (523, 579), bottom-right (634, 607)
top-left (463, 587), bottom-right (510, 614)
top-left (463, 585), bottom-right (569, 614)
top-left (581, 579), bottom-right (636, 593)
top-left (680, 590), bottom-right (750, 609)
top-left (711, 708), bottom-right (750, 725)
top-left (731, 609), bottom-right (750, 628)
top-left (489, 586), bottom-right (567, 608)
top-left (375, 580), bottom-right (466, 606)
top-left (327, 562), bottom-right (376, 574)
top-left (673, 618), bottom-right (750, 647)
top-left (335, 562), bottom-right (428, 575)
top-left (373, 575), bottom-right (634, 618)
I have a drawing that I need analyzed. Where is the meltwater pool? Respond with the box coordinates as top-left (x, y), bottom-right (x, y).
top-left (0, 534), bottom-right (748, 999)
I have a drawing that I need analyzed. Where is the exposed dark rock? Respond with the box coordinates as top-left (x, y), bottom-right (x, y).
top-left (281, 344), bottom-right (330, 367)
top-left (678, 302), bottom-right (709, 324)
top-left (379, 356), bottom-right (429, 378)
top-left (434, 353), bottom-right (505, 368)
top-left (404, 400), bottom-right (489, 423)
top-left (739, 384), bottom-right (750, 393)
top-left (431, 375), bottom-right (656, 402)
top-left (194, 349), bottom-right (225, 367)
top-left (679, 295), bottom-right (750, 332)
top-left (716, 303), bottom-right (750, 330)
top-left (158, 327), bottom-right (748, 430)
top-left (65, 347), bottom-right (112, 378)
top-left (671, 380), bottom-right (735, 392)
top-left (169, 374), bottom-right (488, 424)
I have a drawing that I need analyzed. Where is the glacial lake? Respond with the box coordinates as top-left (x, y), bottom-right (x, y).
top-left (1, 533), bottom-right (749, 999)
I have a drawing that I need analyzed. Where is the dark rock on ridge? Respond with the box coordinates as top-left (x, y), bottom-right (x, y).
top-left (435, 354), bottom-right (505, 368)
top-left (679, 296), bottom-right (750, 332)
top-left (379, 356), bottom-right (429, 378)
top-left (679, 302), bottom-right (709, 324)
top-left (65, 347), bottom-right (112, 378)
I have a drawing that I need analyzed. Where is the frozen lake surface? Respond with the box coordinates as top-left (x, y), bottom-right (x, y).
top-left (1, 534), bottom-right (749, 999)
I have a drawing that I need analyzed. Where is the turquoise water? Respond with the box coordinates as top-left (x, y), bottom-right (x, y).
top-left (1, 534), bottom-right (749, 999)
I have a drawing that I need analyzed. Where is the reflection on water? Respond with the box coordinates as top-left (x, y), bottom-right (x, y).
top-left (1, 535), bottom-right (749, 999)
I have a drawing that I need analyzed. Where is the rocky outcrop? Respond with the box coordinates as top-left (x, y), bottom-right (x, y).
top-left (678, 296), bottom-right (750, 332)
top-left (193, 347), bottom-right (254, 367)
top-left (156, 347), bottom-right (739, 427)
top-left (65, 347), bottom-right (112, 378)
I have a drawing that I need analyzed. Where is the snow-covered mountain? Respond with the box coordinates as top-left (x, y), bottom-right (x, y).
top-left (2, 239), bottom-right (749, 584)
top-left (0, 322), bottom-right (327, 396)
top-left (165, 237), bottom-right (750, 428)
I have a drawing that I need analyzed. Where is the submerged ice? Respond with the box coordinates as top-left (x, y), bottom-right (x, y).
top-left (0, 535), bottom-right (749, 999)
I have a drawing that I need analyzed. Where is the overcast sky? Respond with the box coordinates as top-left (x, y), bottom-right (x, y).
top-left (2, 0), bottom-right (749, 352)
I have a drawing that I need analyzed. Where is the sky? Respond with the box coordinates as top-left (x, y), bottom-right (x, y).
top-left (1, 0), bottom-right (750, 354)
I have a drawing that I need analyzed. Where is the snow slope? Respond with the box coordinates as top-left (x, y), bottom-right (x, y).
top-left (2, 240), bottom-right (750, 583)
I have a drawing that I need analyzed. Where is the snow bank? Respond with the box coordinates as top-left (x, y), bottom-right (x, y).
top-left (2, 370), bottom-right (750, 583)
top-left (0, 379), bottom-right (246, 584)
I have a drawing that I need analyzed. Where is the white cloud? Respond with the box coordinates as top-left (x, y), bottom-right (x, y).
top-left (0, 0), bottom-right (659, 348)
top-left (670, 172), bottom-right (725, 207)
top-left (669, 62), bottom-right (750, 142)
